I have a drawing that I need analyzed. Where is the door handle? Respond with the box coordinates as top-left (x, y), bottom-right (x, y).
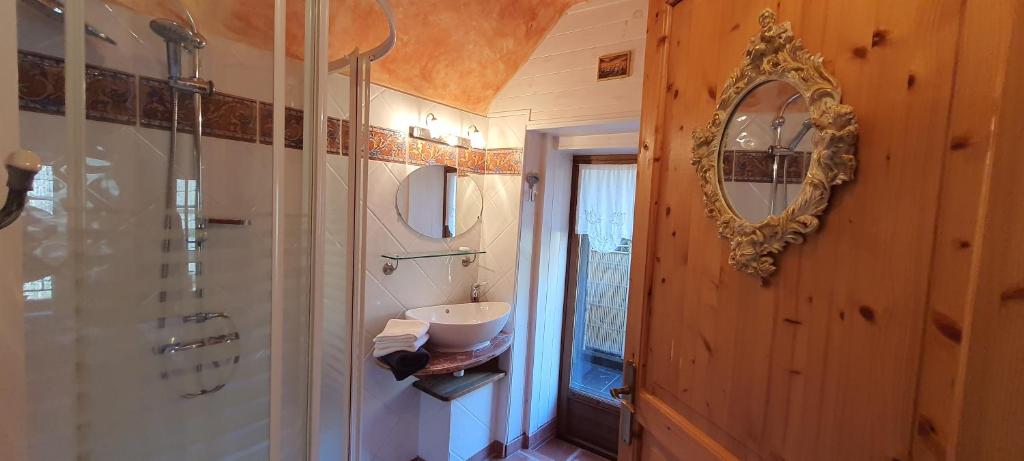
top-left (616, 361), bottom-right (637, 445)
top-left (610, 385), bottom-right (632, 401)
top-left (0, 150), bottom-right (42, 231)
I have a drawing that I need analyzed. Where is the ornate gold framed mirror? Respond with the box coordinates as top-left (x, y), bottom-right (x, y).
top-left (692, 9), bottom-right (858, 278)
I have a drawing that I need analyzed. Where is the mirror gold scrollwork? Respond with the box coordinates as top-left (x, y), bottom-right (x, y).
top-left (691, 9), bottom-right (858, 278)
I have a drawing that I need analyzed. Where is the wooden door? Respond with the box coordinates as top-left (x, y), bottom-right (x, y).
top-left (620, 0), bottom-right (1024, 460)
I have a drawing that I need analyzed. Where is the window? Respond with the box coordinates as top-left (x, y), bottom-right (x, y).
top-left (27, 165), bottom-right (54, 215)
top-left (23, 275), bottom-right (54, 301)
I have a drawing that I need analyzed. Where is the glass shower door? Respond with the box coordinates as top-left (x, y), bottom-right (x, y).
top-left (12, 0), bottom-right (335, 459)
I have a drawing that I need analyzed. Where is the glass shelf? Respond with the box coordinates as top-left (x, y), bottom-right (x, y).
top-left (380, 249), bottom-right (486, 275)
top-left (381, 249), bottom-right (486, 261)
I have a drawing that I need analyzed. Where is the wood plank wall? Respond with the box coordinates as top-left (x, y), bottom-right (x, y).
top-left (489, 0), bottom-right (648, 124)
top-left (635, 0), bottom-right (1024, 459)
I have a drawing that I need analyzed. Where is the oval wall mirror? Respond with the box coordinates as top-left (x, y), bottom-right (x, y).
top-left (719, 79), bottom-right (816, 224)
top-left (396, 165), bottom-right (483, 239)
top-left (691, 9), bottom-right (858, 278)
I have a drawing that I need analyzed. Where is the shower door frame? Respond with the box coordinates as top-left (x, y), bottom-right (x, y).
top-left (0, 1), bottom-right (26, 460)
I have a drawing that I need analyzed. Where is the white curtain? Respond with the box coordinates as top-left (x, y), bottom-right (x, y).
top-left (575, 164), bottom-right (637, 253)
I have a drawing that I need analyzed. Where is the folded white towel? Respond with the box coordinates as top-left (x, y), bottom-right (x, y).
top-left (373, 319), bottom-right (429, 343)
top-left (372, 333), bottom-right (423, 346)
top-left (373, 334), bottom-right (429, 358)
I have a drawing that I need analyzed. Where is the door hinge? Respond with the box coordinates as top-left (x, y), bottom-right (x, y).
top-left (612, 360), bottom-right (637, 445)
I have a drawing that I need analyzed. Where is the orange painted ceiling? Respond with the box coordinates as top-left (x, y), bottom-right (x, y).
top-left (111, 0), bottom-right (580, 114)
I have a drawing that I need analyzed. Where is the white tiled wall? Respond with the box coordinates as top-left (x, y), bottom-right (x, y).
top-left (325, 77), bottom-right (526, 460)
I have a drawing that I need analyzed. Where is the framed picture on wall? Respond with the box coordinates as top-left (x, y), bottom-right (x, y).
top-left (597, 51), bottom-right (632, 81)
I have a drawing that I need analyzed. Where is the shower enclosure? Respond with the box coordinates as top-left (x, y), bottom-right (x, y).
top-left (0, 0), bottom-right (390, 459)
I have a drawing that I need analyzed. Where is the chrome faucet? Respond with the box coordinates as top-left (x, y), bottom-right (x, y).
top-left (471, 282), bottom-right (487, 302)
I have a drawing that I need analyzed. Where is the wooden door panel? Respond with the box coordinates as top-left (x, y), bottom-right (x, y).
top-left (626, 0), bottom-right (975, 459)
top-left (638, 434), bottom-right (678, 461)
top-left (635, 392), bottom-right (739, 461)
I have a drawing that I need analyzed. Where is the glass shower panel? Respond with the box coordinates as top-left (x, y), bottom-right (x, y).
top-left (16, 2), bottom-right (72, 460)
top-left (14, 0), bottom-right (322, 459)
top-left (82, 1), bottom-right (275, 459)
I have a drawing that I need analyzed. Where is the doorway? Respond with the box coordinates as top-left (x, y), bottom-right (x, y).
top-left (557, 155), bottom-right (637, 458)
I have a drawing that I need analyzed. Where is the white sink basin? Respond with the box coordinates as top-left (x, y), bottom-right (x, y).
top-left (405, 302), bottom-right (511, 352)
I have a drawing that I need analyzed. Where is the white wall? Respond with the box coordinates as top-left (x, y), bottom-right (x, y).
top-left (527, 133), bottom-right (574, 435)
top-left (496, 0), bottom-right (648, 445)
top-left (488, 0), bottom-right (648, 128)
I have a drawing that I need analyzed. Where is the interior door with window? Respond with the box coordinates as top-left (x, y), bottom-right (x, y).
top-left (559, 155), bottom-right (638, 458)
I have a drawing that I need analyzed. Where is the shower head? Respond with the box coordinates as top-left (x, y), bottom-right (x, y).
top-left (149, 18), bottom-right (206, 50)
top-left (150, 18), bottom-right (208, 82)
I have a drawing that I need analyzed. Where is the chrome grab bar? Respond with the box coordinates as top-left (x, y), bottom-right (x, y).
top-left (155, 312), bottom-right (241, 398)
top-left (156, 331), bottom-right (240, 355)
top-left (182, 312), bottom-right (230, 323)
top-left (183, 384), bottom-right (225, 399)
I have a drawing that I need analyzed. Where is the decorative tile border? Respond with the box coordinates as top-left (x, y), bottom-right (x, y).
top-left (202, 92), bottom-right (258, 142)
top-left (19, 50), bottom-right (140, 126)
top-left (258, 103), bottom-right (307, 149)
top-left (369, 126), bottom-right (407, 163)
top-left (17, 51), bottom-right (65, 115)
top-left (85, 64), bottom-right (137, 125)
top-left (407, 137), bottom-right (456, 167)
top-left (485, 148), bottom-right (524, 175)
top-left (459, 148), bottom-right (487, 174)
top-left (141, 84), bottom-right (258, 142)
top-left (341, 118), bottom-right (351, 156)
top-left (327, 117), bottom-right (341, 155)
top-left (722, 151), bottom-right (808, 184)
top-left (138, 76), bottom-right (195, 133)
top-left (17, 49), bottom-right (522, 174)
top-left (258, 102), bottom-right (273, 145)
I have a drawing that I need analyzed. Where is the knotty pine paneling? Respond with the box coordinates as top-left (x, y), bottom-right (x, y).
top-left (631, 0), bottom-right (1024, 459)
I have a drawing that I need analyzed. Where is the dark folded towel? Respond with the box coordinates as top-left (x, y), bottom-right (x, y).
top-left (379, 348), bottom-right (431, 381)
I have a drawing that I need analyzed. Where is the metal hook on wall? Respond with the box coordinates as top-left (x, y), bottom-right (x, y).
top-left (0, 150), bottom-right (42, 231)
top-left (525, 173), bottom-right (540, 202)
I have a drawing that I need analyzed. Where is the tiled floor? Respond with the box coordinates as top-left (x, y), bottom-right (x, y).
top-left (505, 438), bottom-right (610, 461)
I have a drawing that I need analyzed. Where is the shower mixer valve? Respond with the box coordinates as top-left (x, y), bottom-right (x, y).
top-left (1, 150), bottom-right (42, 231)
